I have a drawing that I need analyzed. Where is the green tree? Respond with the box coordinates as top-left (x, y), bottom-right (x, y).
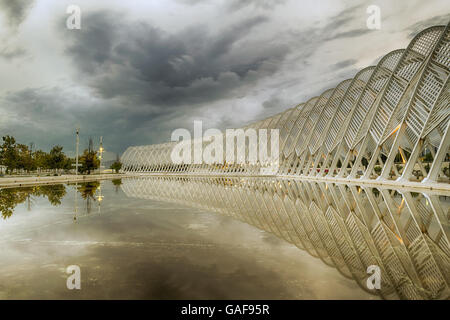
top-left (63, 157), bottom-right (74, 171)
top-left (33, 150), bottom-right (49, 171)
top-left (47, 145), bottom-right (66, 171)
top-left (111, 161), bottom-right (122, 173)
top-left (17, 144), bottom-right (34, 172)
top-left (0, 136), bottom-right (19, 174)
top-left (79, 149), bottom-right (99, 174)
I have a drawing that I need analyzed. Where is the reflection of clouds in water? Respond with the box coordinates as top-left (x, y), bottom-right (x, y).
top-left (185, 223), bottom-right (208, 231)
top-left (259, 231), bottom-right (285, 246)
top-left (85, 242), bottom-right (297, 299)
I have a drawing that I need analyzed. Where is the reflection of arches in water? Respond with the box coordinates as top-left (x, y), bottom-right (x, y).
top-left (121, 176), bottom-right (450, 300)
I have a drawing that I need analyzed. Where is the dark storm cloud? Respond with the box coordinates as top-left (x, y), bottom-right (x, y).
top-left (257, 95), bottom-right (292, 120)
top-left (176, 0), bottom-right (287, 11)
top-left (175, 0), bottom-right (210, 5)
top-left (1, 85), bottom-right (220, 154)
top-left (225, 0), bottom-right (288, 12)
top-left (332, 59), bottom-right (357, 70)
top-left (284, 3), bottom-right (370, 65)
top-left (0, 0), bottom-right (34, 28)
top-left (404, 13), bottom-right (450, 38)
top-left (0, 46), bottom-right (26, 60)
top-left (0, 87), bottom-right (144, 154)
top-left (262, 96), bottom-right (284, 110)
top-left (329, 28), bottom-right (372, 40)
top-left (320, 3), bottom-right (372, 41)
top-left (62, 11), bottom-right (289, 108)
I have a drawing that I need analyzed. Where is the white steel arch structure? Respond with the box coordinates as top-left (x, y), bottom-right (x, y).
top-left (121, 23), bottom-right (450, 188)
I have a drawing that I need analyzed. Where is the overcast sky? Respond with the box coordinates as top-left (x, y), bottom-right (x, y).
top-left (0, 0), bottom-right (449, 159)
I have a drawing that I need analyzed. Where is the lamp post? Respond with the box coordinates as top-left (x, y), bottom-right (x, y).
top-left (98, 136), bottom-right (104, 174)
top-left (72, 128), bottom-right (80, 176)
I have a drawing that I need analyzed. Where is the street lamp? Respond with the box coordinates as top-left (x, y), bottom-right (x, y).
top-left (72, 128), bottom-right (81, 176)
top-left (98, 136), bottom-right (104, 174)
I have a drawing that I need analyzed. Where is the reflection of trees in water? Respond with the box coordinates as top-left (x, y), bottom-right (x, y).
top-left (112, 179), bottom-right (122, 193)
top-left (33, 185), bottom-right (66, 206)
top-left (76, 181), bottom-right (100, 200)
top-left (76, 181), bottom-right (100, 214)
top-left (0, 188), bottom-right (28, 219)
top-left (0, 181), bottom-right (110, 218)
top-left (0, 185), bottom-right (67, 219)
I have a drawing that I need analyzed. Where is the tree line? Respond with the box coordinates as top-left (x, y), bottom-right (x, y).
top-left (0, 135), bottom-right (102, 175)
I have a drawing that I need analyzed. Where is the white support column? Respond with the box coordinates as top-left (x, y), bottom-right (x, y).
top-left (398, 138), bottom-right (423, 183)
top-left (378, 123), bottom-right (406, 180)
top-left (423, 120), bottom-right (450, 184)
top-left (349, 136), bottom-right (370, 179)
top-left (337, 148), bottom-right (353, 178)
top-left (326, 143), bottom-right (344, 177)
top-left (362, 145), bottom-right (381, 180)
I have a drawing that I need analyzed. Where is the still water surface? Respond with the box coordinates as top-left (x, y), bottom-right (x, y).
top-left (0, 177), bottom-right (448, 299)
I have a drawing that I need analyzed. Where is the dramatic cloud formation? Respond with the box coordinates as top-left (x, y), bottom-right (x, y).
top-left (0, 0), bottom-right (448, 157)
top-left (63, 12), bottom-right (284, 107)
top-left (0, 0), bottom-right (35, 28)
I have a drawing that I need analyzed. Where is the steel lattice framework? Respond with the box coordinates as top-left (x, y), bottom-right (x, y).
top-left (122, 23), bottom-right (450, 188)
top-left (122, 176), bottom-right (450, 300)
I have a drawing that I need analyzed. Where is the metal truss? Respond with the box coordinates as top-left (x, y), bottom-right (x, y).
top-left (121, 23), bottom-right (450, 188)
top-left (121, 176), bottom-right (450, 300)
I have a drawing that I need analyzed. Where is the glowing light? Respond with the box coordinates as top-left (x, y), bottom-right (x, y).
top-left (390, 124), bottom-right (401, 137)
top-left (394, 232), bottom-right (404, 244)
top-left (399, 148), bottom-right (406, 164)
top-left (397, 198), bottom-right (405, 215)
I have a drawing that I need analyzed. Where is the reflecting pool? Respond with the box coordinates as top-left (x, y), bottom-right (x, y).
top-left (0, 177), bottom-right (448, 299)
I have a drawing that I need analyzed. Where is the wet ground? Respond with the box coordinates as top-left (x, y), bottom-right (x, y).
top-left (0, 180), bottom-right (375, 299)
